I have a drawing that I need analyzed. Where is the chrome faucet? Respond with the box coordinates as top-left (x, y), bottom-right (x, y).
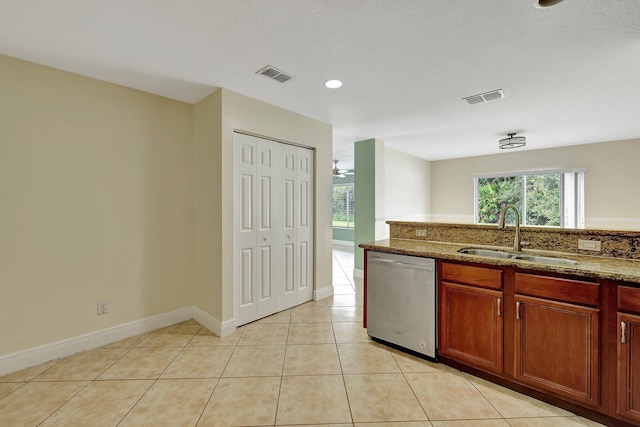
top-left (498, 205), bottom-right (522, 252)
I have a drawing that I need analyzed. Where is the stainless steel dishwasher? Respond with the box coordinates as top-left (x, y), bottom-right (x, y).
top-left (366, 250), bottom-right (437, 360)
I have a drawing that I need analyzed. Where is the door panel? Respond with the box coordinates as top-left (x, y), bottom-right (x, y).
top-left (240, 249), bottom-right (253, 306)
top-left (295, 147), bottom-right (313, 303)
top-left (255, 139), bottom-right (278, 318)
top-left (260, 246), bottom-right (271, 299)
top-left (284, 243), bottom-right (295, 294)
top-left (514, 295), bottom-right (599, 407)
top-left (284, 180), bottom-right (295, 229)
top-left (259, 177), bottom-right (271, 229)
top-left (234, 134), bottom-right (258, 324)
top-left (279, 144), bottom-right (298, 310)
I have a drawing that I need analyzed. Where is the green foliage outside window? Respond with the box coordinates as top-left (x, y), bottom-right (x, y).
top-left (525, 174), bottom-right (560, 226)
top-left (477, 173), bottom-right (561, 227)
top-left (477, 176), bottom-right (522, 224)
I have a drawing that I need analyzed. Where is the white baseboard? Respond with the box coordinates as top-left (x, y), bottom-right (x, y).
top-left (192, 306), bottom-right (236, 337)
top-left (332, 239), bottom-right (354, 247)
top-left (0, 306), bottom-right (208, 377)
top-left (314, 285), bottom-right (334, 301)
top-left (354, 268), bottom-right (364, 278)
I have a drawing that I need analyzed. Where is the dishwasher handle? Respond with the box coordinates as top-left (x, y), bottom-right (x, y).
top-left (368, 257), bottom-right (434, 272)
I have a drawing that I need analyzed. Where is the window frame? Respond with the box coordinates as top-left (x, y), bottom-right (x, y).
top-left (473, 168), bottom-right (585, 228)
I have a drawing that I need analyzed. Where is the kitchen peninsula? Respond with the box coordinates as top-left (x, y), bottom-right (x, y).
top-left (361, 221), bottom-right (640, 427)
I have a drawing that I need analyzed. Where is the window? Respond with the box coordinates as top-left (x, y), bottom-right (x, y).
top-left (475, 169), bottom-right (584, 228)
top-left (332, 183), bottom-right (355, 228)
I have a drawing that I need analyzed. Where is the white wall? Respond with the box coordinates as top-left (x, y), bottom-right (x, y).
top-left (374, 146), bottom-right (432, 240)
top-left (430, 138), bottom-right (640, 230)
top-left (384, 147), bottom-right (431, 225)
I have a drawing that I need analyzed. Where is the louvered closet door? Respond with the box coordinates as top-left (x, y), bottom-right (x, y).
top-left (234, 133), bottom-right (314, 325)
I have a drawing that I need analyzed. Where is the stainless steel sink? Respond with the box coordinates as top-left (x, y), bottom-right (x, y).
top-left (457, 248), bottom-right (514, 259)
top-left (458, 248), bottom-right (579, 266)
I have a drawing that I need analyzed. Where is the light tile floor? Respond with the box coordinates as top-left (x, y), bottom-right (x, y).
top-left (0, 245), bottom-right (606, 426)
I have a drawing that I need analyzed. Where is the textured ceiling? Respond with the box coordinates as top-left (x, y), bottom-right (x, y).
top-left (1, 0), bottom-right (639, 169)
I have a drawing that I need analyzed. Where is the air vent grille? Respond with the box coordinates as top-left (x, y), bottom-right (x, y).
top-left (463, 89), bottom-right (505, 105)
top-left (256, 65), bottom-right (295, 83)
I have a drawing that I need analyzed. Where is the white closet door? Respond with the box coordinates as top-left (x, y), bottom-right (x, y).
top-left (234, 133), bottom-right (313, 325)
top-left (279, 143), bottom-right (298, 310)
top-left (234, 134), bottom-right (281, 325)
top-left (296, 147), bottom-right (314, 304)
top-left (255, 138), bottom-right (280, 319)
top-left (234, 133), bottom-right (259, 326)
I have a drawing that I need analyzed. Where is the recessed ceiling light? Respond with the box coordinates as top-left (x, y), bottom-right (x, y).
top-left (324, 79), bottom-right (343, 89)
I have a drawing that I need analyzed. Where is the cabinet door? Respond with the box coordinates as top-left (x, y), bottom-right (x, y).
top-left (514, 295), bottom-right (599, 407)
top-left (439, 281), bottom-right (503, 373)
top-left (618, 312), bottom-right (640, 422)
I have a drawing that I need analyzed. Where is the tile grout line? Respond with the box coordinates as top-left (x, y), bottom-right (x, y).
top-left (272, 311), bottom-right (293, 426)
top-left (193, 324), bottom-right (247, 427)
top-left (33, 335), bottom-right (146, 426)
top-left (114, 325), bottom-right (204, 426)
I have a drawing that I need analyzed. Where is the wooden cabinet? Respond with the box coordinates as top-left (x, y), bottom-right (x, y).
top-left (513, 273), bottom-right (600, 407)
top-left (439, 262), bottom-right (504, 374)
top-left (617, 286), bottom-right (640, 423)
top-left (514, 294), bottom-right (600, 406)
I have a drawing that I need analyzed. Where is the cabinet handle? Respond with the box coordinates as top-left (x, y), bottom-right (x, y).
top-left (516, 301), bottom-right (521, 320)
top-left (497, 298), bottom-right (501, 317)
top-left (622, 321), bottom-right (627, 344)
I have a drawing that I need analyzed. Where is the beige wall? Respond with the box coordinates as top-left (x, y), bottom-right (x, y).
top-left (1, 54), bottom-right (333, 359)
top-left (0, 55), bottom-right (194, 355)
top-left (193, 91), bottom-right (223, 320)
top-left (430, 138), bottom-right (640, 229)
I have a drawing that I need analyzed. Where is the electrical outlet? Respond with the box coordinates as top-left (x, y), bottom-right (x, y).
top-left (578, 239), bottom-right (601, 251)
top-left (415, 230), bottom-right (428, 237)
top-left (97, 300), bottom-right (108, 315)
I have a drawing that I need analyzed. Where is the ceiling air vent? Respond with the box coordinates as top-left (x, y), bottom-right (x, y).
top-left (256, 65), bottom-right (295, 83)
top-left (463, 89), bottom-right (505, 105)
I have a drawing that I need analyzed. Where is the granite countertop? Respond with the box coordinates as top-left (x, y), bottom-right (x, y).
top-left (360, 238), bottom-right (640, 284)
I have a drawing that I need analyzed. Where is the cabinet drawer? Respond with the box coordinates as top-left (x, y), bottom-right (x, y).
top-left (441, 262), bottom-right (502, 290)
top-left (618, 286), bottom-right (640, 314)
top-left (515, 272), bottom-right (599, 306)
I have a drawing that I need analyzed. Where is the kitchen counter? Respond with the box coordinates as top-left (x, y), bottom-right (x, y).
top-left (360, 238), bottom-right (640, 283)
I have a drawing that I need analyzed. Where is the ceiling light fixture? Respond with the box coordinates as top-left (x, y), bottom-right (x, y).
top-left (499, 133), bottom-right (526, 149)
top-left (535, 0), bottom-right (565, 8)
top-left (324, 79), bottom-right (343, 89)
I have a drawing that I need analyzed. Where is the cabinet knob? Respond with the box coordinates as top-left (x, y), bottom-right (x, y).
top-left (262, 236), bottom-right (268, 241)
top-left (516, 301), bottom-right (521, 320)
top-left (622, 321), bottom-right (627, 344)
top-left (497, 298), bottom-right (502, 317)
